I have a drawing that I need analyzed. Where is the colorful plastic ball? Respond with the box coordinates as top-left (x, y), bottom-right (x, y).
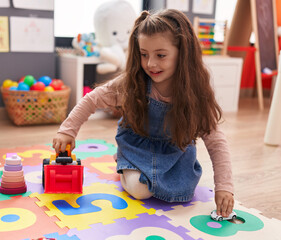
top-left (11, 81), bottom-right (18, 87)
top-left (32, 82), bottom-right (45, 91)
top-left (2, 79), bottom-right (13, 88)
top-left (9, 86), bottom-right (18, 91)
top-left (24, 75), bottom-right (35, 87)
top-left (50, 79), bottom-right (64, 90)
top-left (38, 76), bottom-right (52, 86)
top-left (44, 86), bottom-right (54, 92)
top-left (60, 85), bottom-right (68, 90)
top-left (17, 82), bottom-right (30, 91)
top-left (19, 76), bottom-right (25, 83)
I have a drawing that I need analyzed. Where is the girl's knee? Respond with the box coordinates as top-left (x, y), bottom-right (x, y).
top-left (121, 170), bottom-right (152, 200)
top-left (129, 184), bottom-right (153, 200)
top-left (130, 183), bottom-right (153, 199)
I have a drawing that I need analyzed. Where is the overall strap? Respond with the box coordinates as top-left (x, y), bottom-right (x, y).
top-left (146, 75), bottom-right (152, 95)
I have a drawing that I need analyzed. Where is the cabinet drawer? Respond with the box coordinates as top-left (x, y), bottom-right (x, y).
top-left (208, 64), bottom-right (239, 87)
top-left (203, 56), bottom-right (243, 112)
top-left (214, 86), bottom-right (238, 112)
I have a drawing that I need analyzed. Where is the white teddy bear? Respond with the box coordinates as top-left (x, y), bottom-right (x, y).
top-left (93, 0), bottom-right (136, 74)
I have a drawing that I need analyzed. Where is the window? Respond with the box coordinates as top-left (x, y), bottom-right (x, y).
top-left (215, 0), bottom-right (237, 26)
top-left (54, 0), bottom-right (143, 37)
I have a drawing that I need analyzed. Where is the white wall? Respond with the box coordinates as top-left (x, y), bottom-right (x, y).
top-left (54, 0), bottom-right (238, 38)
top-left (54, 0), bottom-right (142, 37)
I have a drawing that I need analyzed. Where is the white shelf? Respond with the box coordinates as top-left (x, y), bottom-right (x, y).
top-left (203, 56), bottom-right (243, 112)
top-left (59, 54), bottom-right (243, 113)
top-left (58, 54), bottom-right (101, 112)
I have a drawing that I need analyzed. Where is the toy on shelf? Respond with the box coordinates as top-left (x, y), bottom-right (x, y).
top-left (93, 0), bottom-right (136, 74)
top-left (42, 144), bottom-right (83, 194)
top-left (193, 17), bottom-right (228, 56)
top-left (210, 210), bottom-right (237, 221)
top-left (0, 153), bottom-right (27, 194)
top-left (72, 32), bottom-right (100, 57)
top-left (83, 86), bottom-right (92, 96)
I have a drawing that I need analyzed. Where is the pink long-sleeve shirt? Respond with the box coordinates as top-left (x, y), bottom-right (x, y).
top-left (58, 77), bottom-right (234, 194)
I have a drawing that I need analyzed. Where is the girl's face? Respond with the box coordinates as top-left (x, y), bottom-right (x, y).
top-left (138, 32), bottom-right (179, 97)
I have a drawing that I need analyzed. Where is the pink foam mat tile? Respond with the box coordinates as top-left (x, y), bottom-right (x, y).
top-left (0, 196), bottom-right (68, 240)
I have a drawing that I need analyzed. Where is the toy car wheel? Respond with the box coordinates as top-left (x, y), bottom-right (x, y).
top-left (77, 158), bottom-right (81, 165)
top-left (218, 217), bottom-right (223, 221)
top-left (232, 215), bottom-right (237, 220)
top-left (42, 159), bottom-right (50, 188)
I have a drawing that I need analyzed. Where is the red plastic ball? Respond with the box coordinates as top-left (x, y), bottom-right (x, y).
top-left (32, 82), bottom-right (45, 91)
top-left (19, 76), bottom-right (25, 83)
top-left (49, 79), bottom-right (64, 90)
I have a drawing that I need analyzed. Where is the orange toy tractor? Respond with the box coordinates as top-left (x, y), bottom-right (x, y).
top-left (42, 145), bottom-right (83, 193)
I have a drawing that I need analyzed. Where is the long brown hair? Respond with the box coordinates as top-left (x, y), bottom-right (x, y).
top-left (119, 9), bottom-right (222, 150)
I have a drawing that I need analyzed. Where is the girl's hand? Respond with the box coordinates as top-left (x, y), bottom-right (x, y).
top-left (52, 133), bottom-right (75, 153)
top-left (215, 191), bottom-right (234, 217)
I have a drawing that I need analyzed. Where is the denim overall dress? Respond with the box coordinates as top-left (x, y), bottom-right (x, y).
top-left (115, 79), bottom-right (202, 202)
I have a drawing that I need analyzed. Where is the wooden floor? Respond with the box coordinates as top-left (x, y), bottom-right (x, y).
top-left (0, 97), bottom-right (280, 221)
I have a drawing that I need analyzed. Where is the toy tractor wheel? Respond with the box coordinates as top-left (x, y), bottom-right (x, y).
top-left (42, 159), bottom-right (50, 188)
top-left (76, 158), bottom-right (83, 183)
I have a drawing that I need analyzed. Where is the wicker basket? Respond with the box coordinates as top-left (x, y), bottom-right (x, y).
top-left (1, 87), bottom-right (71, 126)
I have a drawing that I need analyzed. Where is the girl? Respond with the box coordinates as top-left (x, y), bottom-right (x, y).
top-left (53, 9), bottom-right (234, 217)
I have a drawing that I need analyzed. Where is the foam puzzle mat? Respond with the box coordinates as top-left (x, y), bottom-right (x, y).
top-left (1, 139), bottom-right (281, 240)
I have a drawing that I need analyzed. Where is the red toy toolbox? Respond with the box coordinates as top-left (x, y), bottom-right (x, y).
top-left (44, 165), bottom-right (83, 194)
